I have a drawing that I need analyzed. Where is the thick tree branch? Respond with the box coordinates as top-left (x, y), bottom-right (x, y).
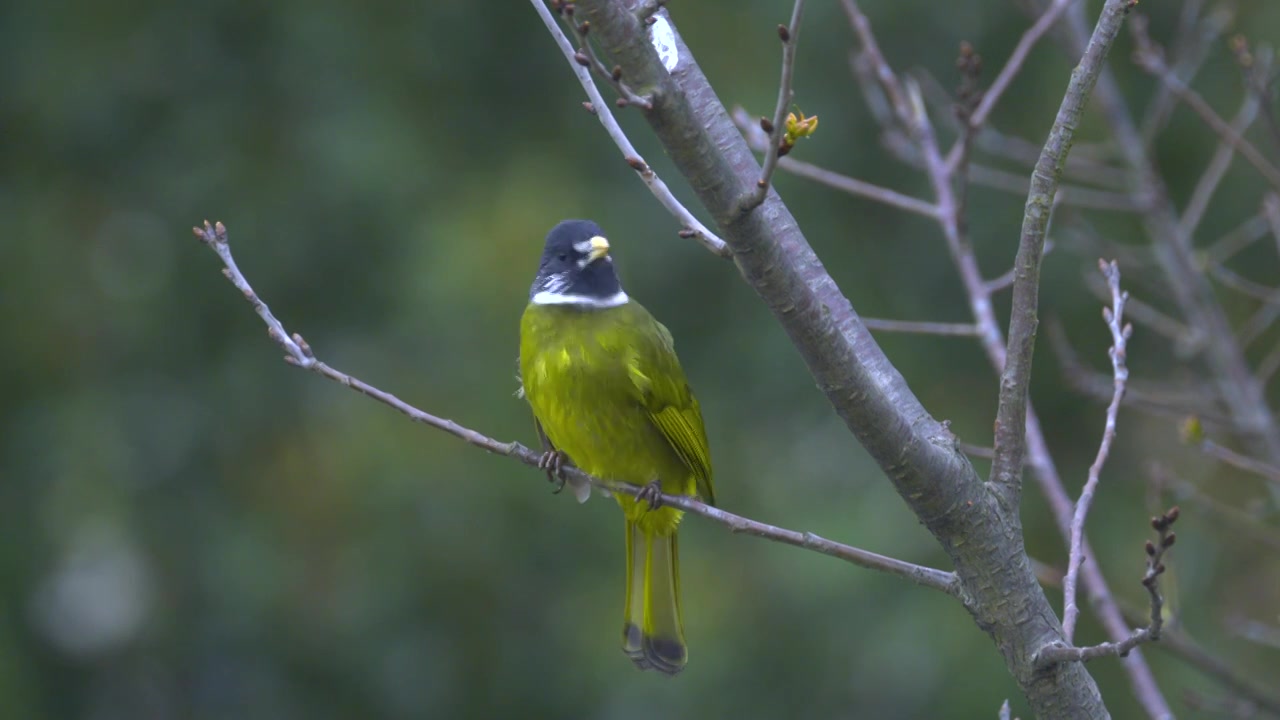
top-left (553, 0), bottom-right (1134, 714)
top-left (989, 0), bottom-right (1132, 511)
top-left (828, 2), bottom-right (1171, 713)
top-left (192, 220), bottom-right (959, 596)
top-left (1061, 260), bottom-right (1131, 641)
top-left (532, 0), bottom-right (729, 257)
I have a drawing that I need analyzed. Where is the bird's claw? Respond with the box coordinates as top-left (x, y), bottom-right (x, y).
top-left (636, 480), bottom-right (664, 511)
top-left (538, 450), bottom-right (569, 493)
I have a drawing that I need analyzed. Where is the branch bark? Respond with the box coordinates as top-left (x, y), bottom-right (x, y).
top-left (546, 0), bottom-right (1135, 715)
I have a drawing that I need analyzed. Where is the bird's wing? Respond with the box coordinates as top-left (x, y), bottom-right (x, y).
top-left (627, 319), bottom-right (717, 506)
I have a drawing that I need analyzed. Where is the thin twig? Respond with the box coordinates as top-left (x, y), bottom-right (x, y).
top-left (1196, 438), bottom-right (1280, 487)
top-left (192, 220), bottom-right (960, 596)
top-left (731, 107), bottom-right (939, 219)
top-left (1037, 543), bottom-right (1280, 717)
top-left (943, 0), bottom-right (1078, 173)
top-left (1202, 212), bottom-right (1271, 267)
top-left (1062, 260), bottom-right (1132, 641)
top-left (968, 163), bottom-right (1139, 211)
top-left (1264, 194), bottom-right (1280, 258)
top-left (562, 7), bottom-right (653, 109)
top-left (1037, 506), bottom-right (1179, 667)
top-left (742, 0), bottom-right (807, 212)
top-left (861, 318), bottom-right (982, 336)
top-left (532, 0), bottom-right (730, 257)
top-left (1132, 17), bottom-right (1280, 192)
top-left (1180, 92), bottom-right (1262, 238)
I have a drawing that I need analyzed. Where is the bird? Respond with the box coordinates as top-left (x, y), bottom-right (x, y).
top-left (518, 219), bottom-right (715, 675)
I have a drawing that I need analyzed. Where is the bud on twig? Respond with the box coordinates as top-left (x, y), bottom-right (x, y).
top-left (777, 24), bottom-right (790, 43)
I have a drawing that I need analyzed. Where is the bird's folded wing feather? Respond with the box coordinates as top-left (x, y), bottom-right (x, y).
top-left (626, 322), bottom-right (716, 505)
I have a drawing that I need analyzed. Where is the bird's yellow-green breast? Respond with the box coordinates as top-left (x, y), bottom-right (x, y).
top-left (518, 219), bottom-right (714, 675)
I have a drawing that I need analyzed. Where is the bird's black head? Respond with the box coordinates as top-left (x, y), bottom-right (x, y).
top-left (529, 219), bottom-right (628, 308)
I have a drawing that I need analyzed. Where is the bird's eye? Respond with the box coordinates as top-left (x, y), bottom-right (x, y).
top-left (557, 253), bottom-right (568, 262)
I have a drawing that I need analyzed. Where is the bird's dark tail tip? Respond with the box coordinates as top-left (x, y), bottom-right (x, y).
top-left (622, 623), bottom-right (686, 676)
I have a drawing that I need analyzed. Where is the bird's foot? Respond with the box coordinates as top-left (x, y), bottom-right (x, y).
top-left (636, 480), bottom-right (664, 511)
top-left (537, 450), bottom-right (569, 493)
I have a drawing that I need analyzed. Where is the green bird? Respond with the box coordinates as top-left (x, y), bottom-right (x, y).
top-left (519, 219), bottom-right (715, 675)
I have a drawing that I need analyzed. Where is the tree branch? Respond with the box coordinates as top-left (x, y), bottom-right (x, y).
top-left (191, 219), bottom-right (960, 596)
top-left (1061, 260), bottom-right (1132, 641)
top-left (989, 0), bottom-right (1135, 511)
top-left (741, 0), bottom-right (807, 212)
top-left (943, 0), bottom-right (1078, 173)
top-left (1131, 17), bottom-right (1280, 193)
top-left (1036, 507), bottom-right (1178, 668)
top-left (557, 0), bottom-right (1133, 714)
top-left (532, 0), bottom-right (730, 257)
top-left (860, 318), bottom-right (983, 337)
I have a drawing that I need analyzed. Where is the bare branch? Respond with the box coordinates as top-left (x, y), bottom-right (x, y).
top-left (532, 0), bottom-right (730, 257)
top-left (1203, 212), bottom-right (1271, 268)
top-left (1132, 17), bottom-right (1280, 193)
top-left (989, 0), bottom-right (1133, 510)
top-left (1037, 507), bottom-right (1179, 668)
top-left (861, 318), bottom-right (982, 337)
top-left (732, 107), bottom-right (939, 219)
top-left (1180, 92), bottom-right (1262, 238)
top-left (192, 220), bottom-right (960, 596)
top-left (1193, 437), bottom-right (1280, 488)
top-left (943, 0), bottom-right (1077, 173)
top-left (561, 6), bottom-right (653, 109)
top-left (742, 0), bottom-right (807, 212)
top-left (1062, 260), bottom-right (1132, 641)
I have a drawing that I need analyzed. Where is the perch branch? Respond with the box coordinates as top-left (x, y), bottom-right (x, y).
top-left (192, 220), bottom-right (959, 596)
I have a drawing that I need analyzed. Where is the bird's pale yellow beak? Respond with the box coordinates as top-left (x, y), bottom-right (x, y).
top-left (587, 235), bottom-right (611, 263)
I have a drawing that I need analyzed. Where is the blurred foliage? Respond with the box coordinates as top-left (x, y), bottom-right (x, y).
top-left (2, 0), bottom-right (1280, 717)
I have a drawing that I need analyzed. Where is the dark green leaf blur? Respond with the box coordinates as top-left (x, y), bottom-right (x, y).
top-left (3, 0), bottom-right (1279, 717)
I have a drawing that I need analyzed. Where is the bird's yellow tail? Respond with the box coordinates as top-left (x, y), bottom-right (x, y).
top-left (622, 520), bottom-right (687, 675)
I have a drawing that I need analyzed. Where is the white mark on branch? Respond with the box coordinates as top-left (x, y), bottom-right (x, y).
top-left (649, 15), bottom-right (677, 72)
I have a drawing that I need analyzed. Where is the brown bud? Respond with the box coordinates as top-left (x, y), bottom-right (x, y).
top-left (563, 3), bottom-right (574, 16)
top-left (777, 24), bottom-right (790, 43)
top-left (760, 116), bottom-right (775, 133)
top-left (778, 141), bottom-right (793, 157)
top-left (1155, 562), bottom-right (1166, 575)
top-left (626, 157), bottom-right (647, 171)
top-left (578, 21), bottom-right (590, 35)
top-left (1162, 531), bottom-right (1176, 548)
top-left (611, 65), bottom-right (623, 81)
top-left (678, 228), bottom-right (696, 238)
top-left (615, 97), bottom-right (628, 108)
top-left (582, 101), bottom-right (595, 114)
top-left (1145, 540), bottom-right (1156, 556)
top-left (1165, 506), bottom-right (1180, 523)
top-left (1150, 516), bottom-right (1164, 531)
top-left (573, 51), bottom-right (590, 67)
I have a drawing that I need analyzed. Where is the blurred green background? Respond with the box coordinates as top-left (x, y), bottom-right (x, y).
top-left (3, 0), bottom-right (1279, 717)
